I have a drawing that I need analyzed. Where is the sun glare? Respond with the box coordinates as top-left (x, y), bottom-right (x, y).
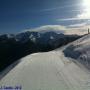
top-left (80, 0), bottom-right (90, 19)
top-left (83, 0), bottom-right (90, 10)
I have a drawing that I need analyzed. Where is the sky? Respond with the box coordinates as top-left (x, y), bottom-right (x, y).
top-left (0, 0), bottom-right (90, 34)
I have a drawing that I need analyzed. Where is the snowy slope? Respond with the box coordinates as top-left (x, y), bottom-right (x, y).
top-left (62, 34), bottom-right (90, 69)
top-left (0, 34), bottom-right (90, 90)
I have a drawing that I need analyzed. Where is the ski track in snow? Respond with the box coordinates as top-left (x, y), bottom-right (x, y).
top-left (0, 34), bottom-right (90, 90)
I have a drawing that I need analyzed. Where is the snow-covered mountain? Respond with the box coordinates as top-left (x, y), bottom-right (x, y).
top-left (0, 30), bottom-right (82, 45)
top-left (0, 30), bottom-right (82, 71)
top-left (0, 34), bottom-right (90, 90)
top-left (15, 31), bottom-right (64, 43)
top-left (0, 30), bottom-right (65, 43)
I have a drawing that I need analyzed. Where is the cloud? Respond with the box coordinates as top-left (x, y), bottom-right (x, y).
top-left (57, 4), bottom-right (90, 22)
top-left (57, 18), bottom-right (80, 21)
top-left (57, 9), bottom-right (90, 21)
top-left (68, 22), bottom-right (87, 27)
top-left (32, 25), bottom-right (69, 31)
top-left (57, 16), bottom-right (90, 21)
top-left (25, 25), bottom-right (69, 34)
top-left (41, 4), bottom-right (80, 12)
top-left (23, 25), bottom-right (88, 35)
top-left (77, 10), bottom-right (90, 19)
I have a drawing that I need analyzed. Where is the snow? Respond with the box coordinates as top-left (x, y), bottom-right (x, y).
top-left (50, 36), bottom-right (54, 40)
top-left (0, 34), bottom-right (90, 90)
top-left (62, 34), bottom-right (90, 68)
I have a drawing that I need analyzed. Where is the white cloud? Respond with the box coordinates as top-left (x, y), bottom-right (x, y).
top-left (57, 15), bottom-right (90, 21)
top-left (57, 5), bottom-right (90, 21)
top-left (68, 22), bottom-right (87, 27)
top-left (77, 10), bottom-right (90, 19)
top-left (28, 25), bottom-right (69, 32)
top-left (41, 4), bottom-right (80, 12)
top-left (23, 25), bottom-right (88, 35)
top-left (57, 18), bottom-right (80, 21)
top-left (20, 25), bottom-right (68, 34)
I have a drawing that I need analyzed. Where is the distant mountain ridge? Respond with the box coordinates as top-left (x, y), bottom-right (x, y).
top-left (0, 30), bottom-right (82, 71)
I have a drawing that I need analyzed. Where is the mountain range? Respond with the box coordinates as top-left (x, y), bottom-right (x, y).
top-left (0, 30), bottom-right (82, 71)
top-left (0, 33), bottom-right (90, 90)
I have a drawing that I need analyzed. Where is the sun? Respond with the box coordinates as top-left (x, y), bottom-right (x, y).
top-left (80, 0), bottom-right (90, 19)
top-left (83, 0), bottom-right (90, 10)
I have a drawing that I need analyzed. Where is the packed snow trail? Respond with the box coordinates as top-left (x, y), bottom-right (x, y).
top-left (1, 34), bottom-right (90, 90)
top-left (0, 50), bottom-right (90, 90)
